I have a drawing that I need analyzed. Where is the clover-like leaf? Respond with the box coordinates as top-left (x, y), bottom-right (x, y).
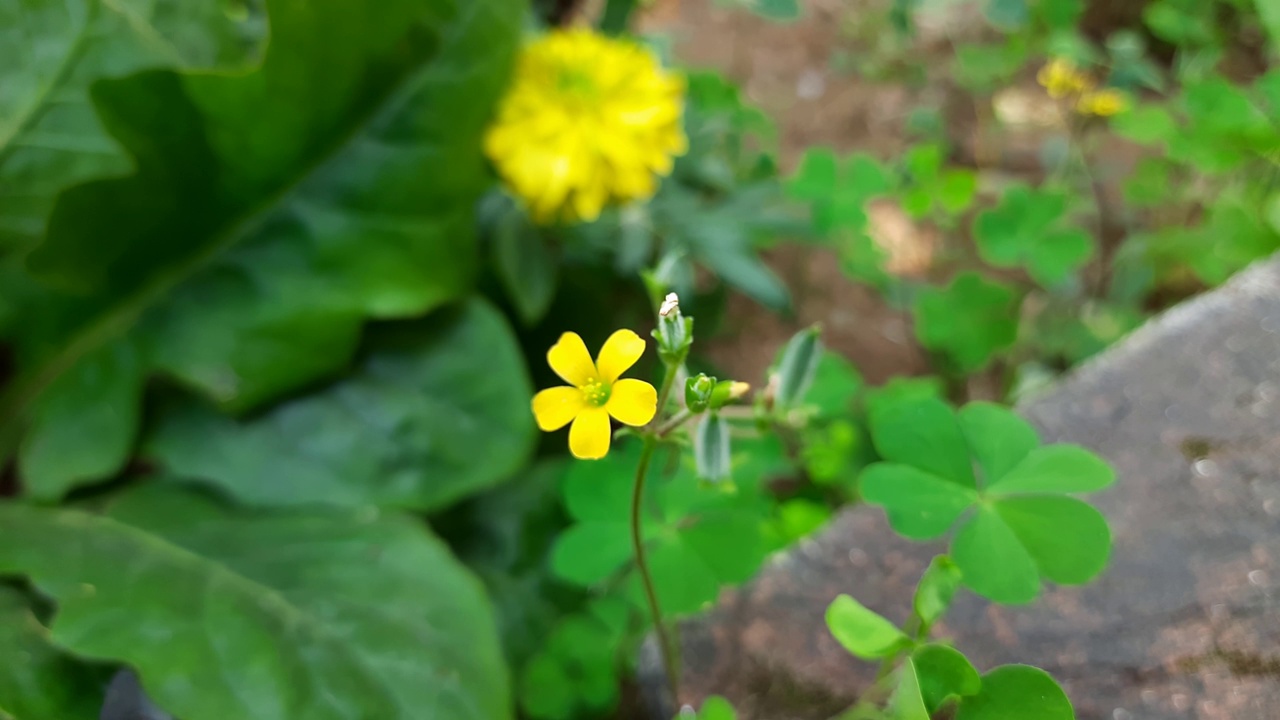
top-left (913, 644), bottom-right (981, 714)
top-left (956, 665), bottom-right (1074, 720)
top-left (148, 299), bottom-right (535, 511)
top-left (0, 484), bottom-right (510, 720)
top-left (973, 186), bottom-right (1093, 288)
top-left (549, 440), bottom-right (774, 615)
top-left (825, 594), bottom-right (911, 660)
top-left (5, 0), bottom-right (521, 495)
top-left (913, 273), bottom-right (1020, 373)
top-left (887, 643), bottom-right (981, 720)
top-left (861, 398), bottom-right (1115, 604)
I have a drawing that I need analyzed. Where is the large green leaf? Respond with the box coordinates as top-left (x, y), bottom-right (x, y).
top-left (148, 299), bottom-right (535, 510)
top-left (5, 0), bottom-right (522, 495)
top-left (0, 0), bottom-right (258, 255)
top-left (0, 587), bottom-right (103, 720)
top-left (0, 484), bottom-right (511, 720)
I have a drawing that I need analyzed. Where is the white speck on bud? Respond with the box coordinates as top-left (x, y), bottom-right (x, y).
top-left (659, 292), bottom-right (680, 318)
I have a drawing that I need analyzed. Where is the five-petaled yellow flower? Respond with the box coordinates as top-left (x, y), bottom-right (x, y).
top-left (1036, 58), bottom-right (1094, 98)
top-left (532, 330), bottom-right (658, 460)
top-left (484, 28), bottom-right (687, 224)
top-left (1076, 88), bottom-right (1130, 117)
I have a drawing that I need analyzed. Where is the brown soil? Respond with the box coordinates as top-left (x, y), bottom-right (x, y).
top-left (638, 0), bottom-right (943, 385)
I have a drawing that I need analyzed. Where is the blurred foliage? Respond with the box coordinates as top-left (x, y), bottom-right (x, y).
top-left (0, 0), bottom-right (1269, 717)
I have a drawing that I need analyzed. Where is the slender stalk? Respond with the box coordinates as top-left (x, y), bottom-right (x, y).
top-left (631, 434), bottom-right (680, 703)
top-left (632, 363), bottom-right (682, 703)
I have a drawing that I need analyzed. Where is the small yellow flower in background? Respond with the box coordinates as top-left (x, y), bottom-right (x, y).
top-left (1076, 88), bottom-right (1131, 117)
top-left (484, 28), bottom-right (687, 224)
top-left (1036, 58), bottom-right (1094, 99)
top-left (532, 330), bottom-right (658, 459)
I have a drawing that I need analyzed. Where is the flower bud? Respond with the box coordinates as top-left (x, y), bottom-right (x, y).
top-left (685, 373), bottom-right (717, 413)
top-left (709, 380), bottom-right (750, 409)
top-left (652, 292), bottom-right (694, 366)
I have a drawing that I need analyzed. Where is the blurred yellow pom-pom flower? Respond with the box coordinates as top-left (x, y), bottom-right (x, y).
top-left (532, 330), bottom-right (658, 459)
top-left (1036, 58), bottom-right (1094, 98)
top-left (1076, 88), bottom-right (1130, 117)
top-left (484, 28), bottom-right (687, 224)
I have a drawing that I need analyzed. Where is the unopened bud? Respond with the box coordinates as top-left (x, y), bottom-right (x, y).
top-left (709, 380), bottom-right (750, 409)
top-left (653, 293), bottom-right (693, 366)
top-left (659, 292), bottom-right (680, 318)
top-left (685, 373), bottom-right (717, 413)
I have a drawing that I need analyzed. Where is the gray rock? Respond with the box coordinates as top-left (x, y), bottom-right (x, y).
top-left (100, 670), bottom-right (174, 720)
top-left (654, 258), bottom-right (1280, 720)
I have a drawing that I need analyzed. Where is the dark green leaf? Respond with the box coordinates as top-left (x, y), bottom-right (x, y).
top-left (0, 0), bottom-right (260, 254)
top-left (0, 484), bottom-right (510, 720)
top-left (5, 0), bottom-right (520, 492)
top-left (148, 299), bottom-right (535, 510)
top-left (956, 665), bottom-right (1074, 720)
top-left (493, 203), bottom-right (558, 326)
top-left (0, 588), bottom-right (103, 720)
top-left (825, 594), bottom-right (910, 660)
top-left (18, 340), bottom-right (143, 500)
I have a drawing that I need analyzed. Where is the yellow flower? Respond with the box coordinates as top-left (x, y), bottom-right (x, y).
top-left (1076, 88), bottom-right (1130, 117)
top-left (484, 28), bottom-right (687, 224)
top-left (532, 330), bottom-right (658, 459)
top-left (1036, 58), bottom-right (1094, 99)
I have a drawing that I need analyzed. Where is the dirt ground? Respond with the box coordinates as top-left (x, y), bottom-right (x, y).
top-left (637, 0), bottom-right (955, 385)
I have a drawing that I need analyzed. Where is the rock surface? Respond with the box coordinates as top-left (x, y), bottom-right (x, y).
top-left (655, 258), bottom-right (1280, 720)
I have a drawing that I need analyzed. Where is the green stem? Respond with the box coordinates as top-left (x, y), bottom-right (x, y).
top-left (655, 408), bottom-right (692, 438)
top-left (632, 433), bottom-right (680, 704)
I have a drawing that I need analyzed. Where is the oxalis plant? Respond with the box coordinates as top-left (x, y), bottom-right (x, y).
top-left (530, 288), bottom-right (1116, 720)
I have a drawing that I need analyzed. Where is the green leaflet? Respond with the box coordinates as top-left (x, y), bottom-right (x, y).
top-left (6, 0), bottom-right (524, 497)
top-left (0, 484), bottom-right (511, 720)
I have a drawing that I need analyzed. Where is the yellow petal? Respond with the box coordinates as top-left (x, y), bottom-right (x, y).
top-left (595, 329), bottom-right (645, 382)
top-left (568, 407), bottom-right (612, 459)
top-left (606, 378), bottom-right (657, 427)
top-left (532, 386), bottom-right (584, 431)
top-left (548, 332), bottom-right (597, 387)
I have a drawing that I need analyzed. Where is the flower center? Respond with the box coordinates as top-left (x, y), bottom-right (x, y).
top-left (555, 67), bottom-right (598, 102)
top-left (580, 379), bottom-right (611, 407)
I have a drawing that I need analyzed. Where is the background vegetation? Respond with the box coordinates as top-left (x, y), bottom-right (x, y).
top-left (3, 0), bottom-right (1280, 718)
